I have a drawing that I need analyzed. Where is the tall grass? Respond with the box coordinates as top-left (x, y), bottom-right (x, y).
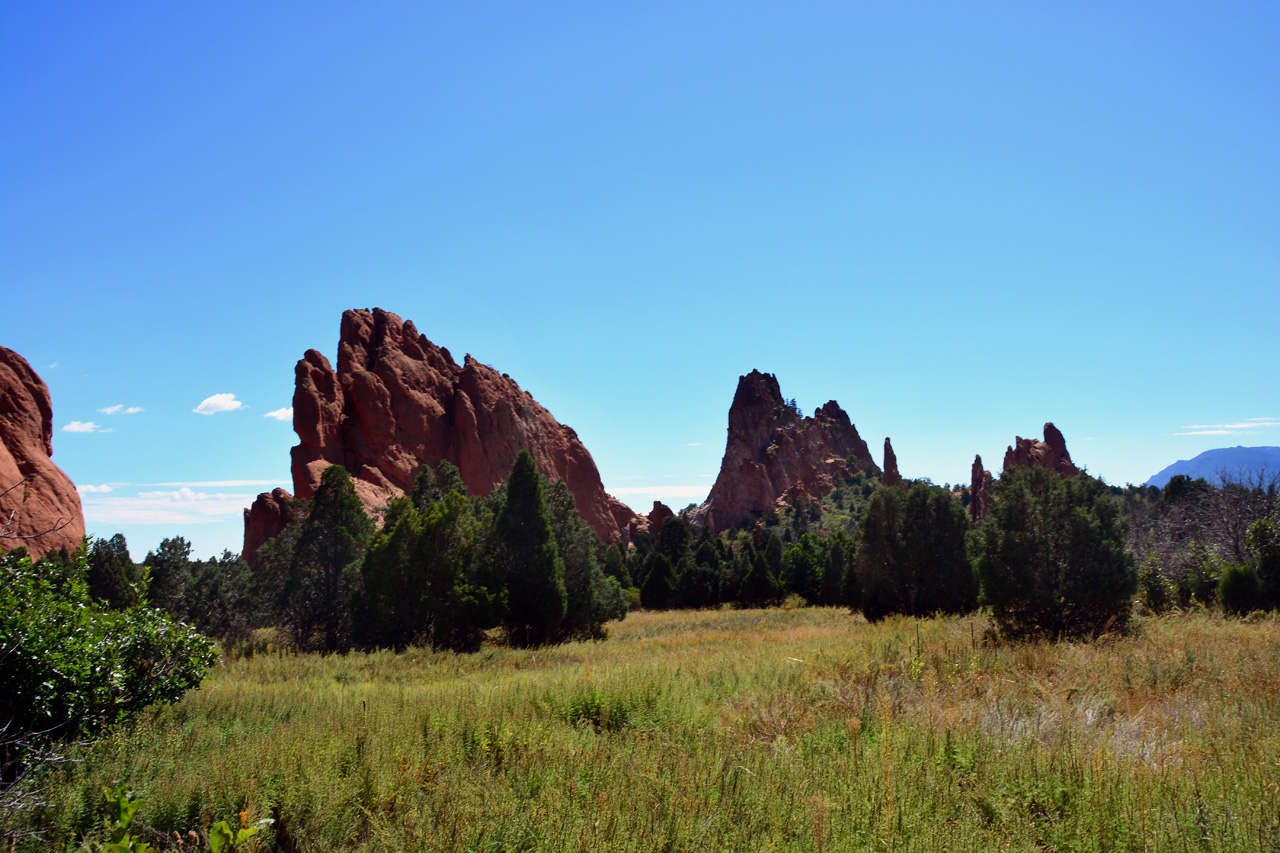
top-left (23, 608), bottom-right (1280, 851)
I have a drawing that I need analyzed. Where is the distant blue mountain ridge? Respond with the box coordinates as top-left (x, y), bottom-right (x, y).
top-left (1146, 446), bottom-right (1280, 488)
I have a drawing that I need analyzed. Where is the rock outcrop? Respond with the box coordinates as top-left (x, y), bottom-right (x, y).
top-left (644, 500), bottom-right (675, 537)
top-left (969, 455), bottom-right (992, 522)
top-left (0, 347), bottom-right (85, 559)
top-left (969, 424), bottom-right (1079, 523)
top-left (688, 371), bottom-right (877, 530)
top-left (241, 488), bottom-right (294, 567)
top-left (245, 308), bottom-right (637, 558)
top-left (883, 437), bottom-right (902, 488)
top-left (1003, 422), bottom-right (1079, 478)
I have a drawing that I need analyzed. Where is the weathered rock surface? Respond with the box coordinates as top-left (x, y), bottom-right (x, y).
top-left (241, 488), bottom-right (294, 567)
top-left (883, 437), bottom-right (902, 488)
top-left (1002, 422), bottom-right (1079, 478)
top-left (969, 454), bottom-right (992, 522)
top-left (688, 371), bottom-right (877, 530)
top-left (645, 501), bottom-right (675, 537)
top-left (246, 308), bottom-right (637, 557)
top-left (0, 347), bottom-right (85, 559)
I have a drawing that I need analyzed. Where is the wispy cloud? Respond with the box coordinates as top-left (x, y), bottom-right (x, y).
top-left (606, 485), bottom-right (711, 498)
top-left (264, 407), bottom-right (293, 421)
top-left (144, 480), bottom-right (287, 488)
top-left (1175, 418), bottom-right (1279, 436)
top-left (77, 484), bottom-right (114, 494)
top-left (80, 488), bottom-right (259, 526)
top-left (61, 421), bottom-right (110, 433)
top-left (194, 393), bottom-right (244, 415)
top-left (48, 362), bottom-right (59, 369)
top-left (99, 404), bottom-right (144, 415)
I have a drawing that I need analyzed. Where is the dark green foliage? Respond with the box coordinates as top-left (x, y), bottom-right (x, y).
top-left (739, 552), bottom-right (779, 607)
top-left (143, 536), bottom-right (193, 618)
top-left (822, 531), bottom-right (851, 607)
top-left (1248, 519), bottom-right (1280, 609)
top-left (602, 543), bottom-right (632, 588)
top-left (545, 480), bottom-right (627, 640)
top-left (656, 517), bottom-right (690, 565)
top-left (641, 554), bottom-right (676, 610)
top-left (495, 450), bottom-right (567, 647)
top-left (782, 534), bottom-right (822, 604)
top-left (86, 534), bottom-right (141, 609)
top-left (1218, 562), bottom-right (1260, 615)
top-left (286, 465), bottom-right (374, 651)
top-left (413, 459), bottom-right (467, 509)
top-left (0, 547), bottom-right (215, 755)
top-left (185, 551), bottom-right (254, 640)
top-left (975, 467), bottom-right (1136, 639)
top-left (854, 486), bottom-right (906, 622)
top-left (901, 484), bottom-right (977, 615)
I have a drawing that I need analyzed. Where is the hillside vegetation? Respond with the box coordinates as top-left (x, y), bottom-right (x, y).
top-left (24, 607), bottom-right (1280, 852)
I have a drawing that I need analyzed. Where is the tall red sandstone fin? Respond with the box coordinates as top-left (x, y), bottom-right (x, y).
top-left (883, 437), bottom-right (902, 488)
top-left (242, 488), bottom-right (294, 567)
top-left (0, 347), bottom-right (86, 559)
top-left (689, 370), bottom-right (878, 530)
top-left (246, 307), bottom-right (637, 555)
top-left (969, 454), bottom-right (992, 522)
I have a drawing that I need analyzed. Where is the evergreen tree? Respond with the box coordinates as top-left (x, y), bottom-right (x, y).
top-left (739, 552), bottom-right (778, 607)
top-left (854, 487), bottom-right (906, 622)
top-left (602, 543), bottom-right (632, 588)
top-left (143, 536), bottom-right (194, 619)
top-left (287, 465), bottom-right (373, 651)
top-left (86, 534), bottom-right (140, 609)
top-left (641, 553), bottom-right (677, 610)
top-left (546, 479), bottom-right (627, 639)
top-left (782, 533), bottom-right (822, 604)
top-left (901, 484), bottom-right (976, 616)
top-left (975, 466), bottom-right (1136, 639)
top-left (822, 531), bottom-right (852, 607)
top-left (495, 450), bottom-right (566, 646)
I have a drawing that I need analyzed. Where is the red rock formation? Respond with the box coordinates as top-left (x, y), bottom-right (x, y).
top-left (241, 488), bottom-right (294, 567)
top-left (688, 371), bottom-right (877, 530)
top-left (246, 308), bottom-right (637, 556)
top-left (1002, 422), bottom-right (1079, 478)
top-left (883, 437), bottom-right (902, 488)
top-left (0, 347), bottom-right (85, 559)
top-left (969, 454), bottom-right (992, 522)
top-left (646, 500), bottom-right (675, 537)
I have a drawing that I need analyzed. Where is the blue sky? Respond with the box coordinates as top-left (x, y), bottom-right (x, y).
top-left (3, 2), bottom-right (1277, 560)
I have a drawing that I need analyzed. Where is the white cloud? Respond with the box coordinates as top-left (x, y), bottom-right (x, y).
top-left (80, 488), bottom-right (258, 526)
top-left (77, 484), bottom-right (114, 494)
top-left (1175, 418), bottom-right (1279, 437)
top-left (98, 404), bottom-right (145, 415)
top-left (264, 407), bottom-right (293, 421)
top-left (48, 362), bottom-right (59, 369)
top-left (62, 421), bottom-right (110, 433)
top-left (194, 393), bottom-right (244, 415)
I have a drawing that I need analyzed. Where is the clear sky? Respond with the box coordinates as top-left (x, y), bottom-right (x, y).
top-left (3, 2), bottom-right (1277, 561)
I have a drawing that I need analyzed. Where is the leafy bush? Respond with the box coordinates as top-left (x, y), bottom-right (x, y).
top-left (1219, 562), bottom-right (1261, 615)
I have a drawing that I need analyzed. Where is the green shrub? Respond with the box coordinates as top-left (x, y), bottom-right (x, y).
top-left (1219, 562), bottom-right (1261, 615)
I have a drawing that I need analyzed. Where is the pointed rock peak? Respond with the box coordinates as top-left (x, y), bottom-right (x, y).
top-left (647, 500), bottom-right (675, 537)
top-left (689, 369), bottom-right (878, 530)
top-left (1002, 422), bottom-right (1080, 478)
top-left (883, 437), bottom-right (902, 487)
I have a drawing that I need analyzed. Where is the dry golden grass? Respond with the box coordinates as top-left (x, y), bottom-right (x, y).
top-left (21, 607), bottom-right (1280, 851)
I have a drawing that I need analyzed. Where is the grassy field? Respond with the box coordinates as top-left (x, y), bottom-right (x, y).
top-left (26, 607), bottom-right (1280, 852)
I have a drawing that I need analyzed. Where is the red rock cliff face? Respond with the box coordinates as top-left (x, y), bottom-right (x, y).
top-left (247, 308), bottom-right (636, 553)
top-left (688, 371), bottom-right (878, 530)
top-left (0, 347), bottom-right (85, 559)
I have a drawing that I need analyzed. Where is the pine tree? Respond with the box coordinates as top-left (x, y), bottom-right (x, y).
top-left (641, 554), bottom-right (677, 610)
top-left (495, 450), bottom-right (566, 646)
top-left (287, 465), bottom-right (373, 651)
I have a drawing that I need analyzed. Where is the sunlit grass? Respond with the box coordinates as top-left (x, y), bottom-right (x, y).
top-left (26, 608), bottom-right (1280, 851)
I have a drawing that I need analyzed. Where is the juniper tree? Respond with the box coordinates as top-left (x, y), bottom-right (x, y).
top-left (495, 450), bottom-right (566, 646)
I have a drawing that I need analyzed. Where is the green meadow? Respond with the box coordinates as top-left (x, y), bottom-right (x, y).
top-left (31, 607), bottom-right (1280, 852)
